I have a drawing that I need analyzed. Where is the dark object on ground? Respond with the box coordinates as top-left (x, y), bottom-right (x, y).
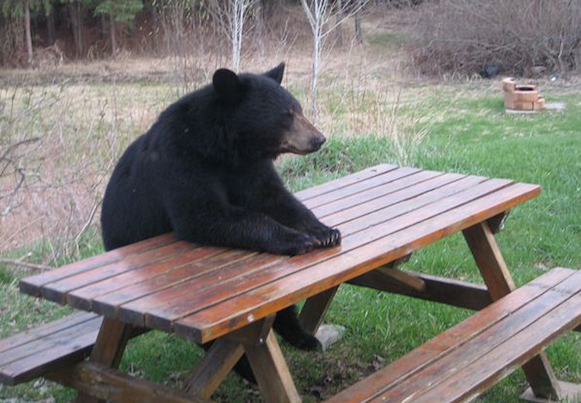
top-left (480, 64), bottom-right (501, 78)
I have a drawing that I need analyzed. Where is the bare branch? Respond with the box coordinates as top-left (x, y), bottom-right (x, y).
top-left (0, 258), bottom-right (51, 273)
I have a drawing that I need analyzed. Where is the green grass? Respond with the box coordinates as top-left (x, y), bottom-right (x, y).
top-left (2, 90), bottom-right (581, 402)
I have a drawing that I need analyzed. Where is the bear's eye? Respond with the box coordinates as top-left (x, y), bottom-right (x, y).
top-left (286, 109), bottom-right (294, 118)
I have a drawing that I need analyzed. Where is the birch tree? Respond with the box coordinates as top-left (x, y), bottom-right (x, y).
top-left (300, 0), bottom-right (368, 119)
top-left (208, 0), bottom-right (257, 72)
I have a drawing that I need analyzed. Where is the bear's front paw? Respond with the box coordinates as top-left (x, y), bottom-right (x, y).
top-left (271, 231), bottom-right (317, 256)
top-left (310, 225), bottom-right (341, 248)
top-left (293, 333), bottom-right (323, 351)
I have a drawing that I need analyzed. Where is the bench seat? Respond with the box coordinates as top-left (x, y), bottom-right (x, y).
top-left (0, 312), bottom-right (102, 386)
top-left (325, 267), bottom-right (581, 403)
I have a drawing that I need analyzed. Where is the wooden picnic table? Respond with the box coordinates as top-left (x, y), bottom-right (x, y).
top-left (12, 163), bottom-right (571, 403)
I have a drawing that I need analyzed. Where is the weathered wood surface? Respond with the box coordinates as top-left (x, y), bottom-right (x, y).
top-left (464, 221), bottom-right (561, 400)
top-left (324, 267), bottom-right (581, 403)
top-left (19, 165), bottom-right (541, 344)
top-left (0, 313), bottom-right (102, 385)
top-left (349, 270), bottom-right (492, 310)
top-left (183, 338), bottom-right (244, 399)
top-left (48, 362), bottom-right (211, 403)
top-left (245, 330), bottom-right (302, 403)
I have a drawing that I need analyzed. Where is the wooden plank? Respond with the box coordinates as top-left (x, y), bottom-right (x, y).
top-left (0, 317), bottom-right (103, 367)
top-left (40, 241), bottom-right (197, 304)
top-left (311, 170), bottom-right (444, 216)
top-left (302, 167), bottom-right (422, 209)
top-left (322, 174), bottom-right (483, 228)
top-left (348, 270), bottom-right (492, 311)
top-left (245, 330), bottom-right (302, 403)
top-left (299, 286), bottom-right (340, 335)
top-left (183, 338), bottom-right (245, 399)
top-left (293, 164), bottom-right (397, 201)
top-left (329, 176), bottom-right (495, 236)
top-left (19, 233), bottom-right (176, 296)
top-left (92, 253), bottom-right (281, 318)
top-left (366, 270), bottom-right (581, 403)
top-left (99, 253), bottom-right (280, 324)
top-left (0, 327), bottom-right (100, 386)
top-left (66, 248), bottom-right (240, 310)
top-left (127, 176), bottom-right (500, 332)
top-left (376, 266), bottom-right (426, 292)
top-left (324, 268), bottom-right (575, 403)
top-left (175, 182), bottom-right (541, 343)
top-left (48, 362), bottom-right (211, 403)
top-left (398, 290), bottom-right (581, 403)
top-left (0, 312), bottom-right (98, 354)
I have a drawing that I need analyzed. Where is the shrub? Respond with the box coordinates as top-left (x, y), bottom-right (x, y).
top-left (409, 0), bottom-right (581, 76)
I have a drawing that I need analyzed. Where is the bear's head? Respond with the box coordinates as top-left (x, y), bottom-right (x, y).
top-left (212, 63), bottom-right (326, 159)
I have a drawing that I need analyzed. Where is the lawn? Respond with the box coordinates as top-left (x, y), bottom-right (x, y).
top-left (1, 82), bottom-right (580, 402)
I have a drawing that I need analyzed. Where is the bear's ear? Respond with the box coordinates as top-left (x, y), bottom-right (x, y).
top-left (264, 62), bottom-right (285, 84)
top-left (213, 68), bottom-right (243, 104)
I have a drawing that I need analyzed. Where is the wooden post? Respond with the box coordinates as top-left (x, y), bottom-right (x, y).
top-left (245, 330), bottom-right (302, 403)
top-left (49, 362), bottom-right (210, 403)
top-left (183, 339), bottom-right (245, 399)
top-left (300, 286), bottom-right (339, 335)
top-left (75, 318), bottom-right (133, 403)
top-left (183, 316), bottom-right (275, 399)
top-left (463, 221), bottom-right (562, 401)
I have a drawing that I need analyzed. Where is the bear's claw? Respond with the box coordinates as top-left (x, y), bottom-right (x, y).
top-left (310, 225), bottom-right (341, 248)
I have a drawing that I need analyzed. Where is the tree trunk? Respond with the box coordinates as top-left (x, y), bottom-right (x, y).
top-left (110, 14), bottom-right (117, 57)
top-left (100, 14), bottom-right (107, 39)
top-left (24, 0), bottom-right (33, 66)
top-left (354, 8), bottom-right (363, 44)
top-left (68, 1), bottom-right (83, 57)
top-left (310, 25), bottom-right (321, 121)
top-left (335, 0), bottom-right (344, 47)
top-left (47, 9), bottom-right (56, 46)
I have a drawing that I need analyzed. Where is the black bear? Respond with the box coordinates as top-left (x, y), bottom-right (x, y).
top-left (101, 63), bottom-right (341, 377)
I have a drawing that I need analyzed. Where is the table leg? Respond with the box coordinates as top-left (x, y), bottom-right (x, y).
top-left (299, 286), bottom-right (339, 335)
top-left (184, 315), bottom-right (301, 403)
top-left (463, 221), bottom-right (562, 401)
top-left (245, 330), bottom-right (302, 403)
top-left (75, 318), bottom-right (133, 403)
top-left (183, 338), bottom-right (245, 399)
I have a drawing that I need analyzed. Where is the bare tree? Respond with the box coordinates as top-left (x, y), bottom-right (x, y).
top-left (23, 0), bottom-right (33, 65)
top-left (301, 0), bottom-right (368, 119)
top-left (208, 0), bottom-right (257, 72)
top-left (0, 138), bottom-right (40, 218)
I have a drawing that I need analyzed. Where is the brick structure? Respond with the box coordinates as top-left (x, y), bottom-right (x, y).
top-left (503, 78), bottom-right (545, 112)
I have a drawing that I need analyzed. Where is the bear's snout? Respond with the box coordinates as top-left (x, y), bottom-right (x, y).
top-left (280, 113), bottom-right (327, 155)
top-left (311, 134), bottom-right (326, 150)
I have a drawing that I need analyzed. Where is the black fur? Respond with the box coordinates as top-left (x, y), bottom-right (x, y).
top-left (101, 63), bottom-right (341, 380)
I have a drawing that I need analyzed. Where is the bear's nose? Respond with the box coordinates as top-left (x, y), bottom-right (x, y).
top-left (311, 134), bottom-right (326, 149)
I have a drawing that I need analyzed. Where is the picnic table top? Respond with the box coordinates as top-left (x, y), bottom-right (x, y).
top-left (20, 164), bottom-right (540, 344)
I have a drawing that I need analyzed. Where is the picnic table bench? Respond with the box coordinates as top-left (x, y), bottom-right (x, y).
top-left (1, 164), bottom-right (580, 403)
